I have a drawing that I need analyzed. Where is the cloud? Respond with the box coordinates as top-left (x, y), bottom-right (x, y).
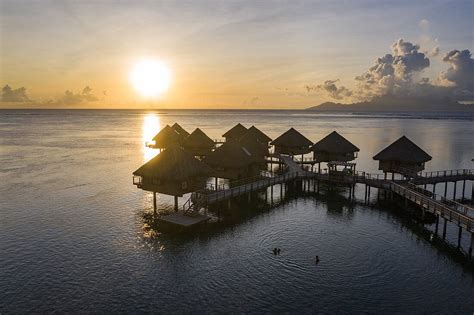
top-left (438, 49), bottom-right (474, 94)
top-left (419, 19), bottom-right (430, 30)
top-left (355, 39), bottom-right (430, 99)
top-left (58, 86), bottom-right (99, 105)
top-left (418, 19), bottom-right (440, 58)
top-left (306, 79), bottom-right (352, 100)
top-left (1, 85), bottom-right (31, 102)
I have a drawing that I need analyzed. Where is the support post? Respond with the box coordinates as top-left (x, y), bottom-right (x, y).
top-left (174, 196), bottom-right (178, 212)
top-left (432, 183), bottom-right (436, 195)
top-left (153, 192), bottom-right (157, 214)
top-left (442, 218), bottom-right (447, 240)
top-left (457, 226), bottom-right (462, 249)
top-left (453, 181), bottom-right (457, 200)
top-left (215, 177), bottom-right (218, 191)
top-left (444, 182), bottom-right (448, 198)
top-left (469, 233), bottom-right (473, 258)
top-left (462, 180), bottom-right (466, 201)
top-left (435, 214), bottom-right (439, 235)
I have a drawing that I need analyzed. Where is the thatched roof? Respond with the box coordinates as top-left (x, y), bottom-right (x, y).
top-left (183, 128), bottom-right (214, 149)
top-left (171, 122), bottom-right (190, 137)
top-left (312, 131), bottom-right (359, 154)
top-left (222, 123), bottom-right (247, 139)
top-left (152, 125), bottom-right (183, 148)
top-left (204, 140), bottom-right (256, 168)
top-left (241, 126), bottom-right (272, 143)
top-left (133, 146), bottom-right (212, 180)
top-left (270, 128), bottom-right (312, 147)
top-left (373, 136), bottom-right (432, 163)
top-left (239, 134), bottom-right (268, 157)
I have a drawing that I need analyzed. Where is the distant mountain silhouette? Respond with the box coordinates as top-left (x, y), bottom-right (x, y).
top-left (306, 95), bottom-right (474, 112)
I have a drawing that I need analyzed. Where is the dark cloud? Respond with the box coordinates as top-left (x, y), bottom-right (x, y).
top-left (306, 79), bottom-right (352, 100)
top-left (1, 85), bottom-right (30, 102)
top-left (58, 86), bottom-right (99, 105)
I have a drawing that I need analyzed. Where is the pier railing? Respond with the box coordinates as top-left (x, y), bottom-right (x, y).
top-left (406, 183), bottom-right (474, 217)
top-left (390, 182), bottom-right (474, 232)
top-left (421, 169), bottom-right (473, 178)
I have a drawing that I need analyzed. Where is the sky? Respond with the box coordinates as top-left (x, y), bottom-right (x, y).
top-left (0, 0), bottom-right (473, 109)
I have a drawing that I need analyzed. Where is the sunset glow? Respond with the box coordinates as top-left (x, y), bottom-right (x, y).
top-left (130, 59), bottom-right (171, 98)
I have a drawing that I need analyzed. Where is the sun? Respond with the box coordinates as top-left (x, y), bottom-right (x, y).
top-left (130, 59), bottom-right (171, 98)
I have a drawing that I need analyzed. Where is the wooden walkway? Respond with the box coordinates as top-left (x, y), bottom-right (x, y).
top-left (179, 154), bottom-right (474, 256)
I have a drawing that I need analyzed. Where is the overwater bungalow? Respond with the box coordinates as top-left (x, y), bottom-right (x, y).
top-left (171, 122), bottom-right (190, 138)
top-left (222, 123), bottom-right (247, 141)
top-left (312, 131), bottom-right (360, 173)
top-left (270, 127), bottom-right (313, 156)
top-left (373, 135), bottom-right (432, 178)
top-left (238, 126), bottom-right (271, 159)
top-left (151, 125), bottom-right (183, 150)
top-left (244, 126), bottom-right (272, 145)
top-left (183, 128), bottom-right (215, 157)
top-left (204, 140), bottom-right (260, 180)
top-left (133, 146), bottom-right (213, 211)
top-left (238, 135), bottom-right (268, 164)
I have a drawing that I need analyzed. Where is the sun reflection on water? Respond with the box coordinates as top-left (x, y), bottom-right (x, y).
top-left (142, 113), bottom-right (161, 162)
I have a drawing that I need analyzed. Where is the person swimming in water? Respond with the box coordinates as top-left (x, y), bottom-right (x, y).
top-left (315, 255), bottom-right (320, 264)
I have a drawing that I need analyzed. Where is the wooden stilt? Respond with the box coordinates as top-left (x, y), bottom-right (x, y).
top-left (432, 183), bottom-right (436, 194)
top-left (444, 182), bottom-right (448, 198)
top-left (469, 233), bottom-right (473, 258)
top-left (435, 214), bottom-right (439, 235)
top-left (153, 192), bottom-right (157, 214)
top-left (462, 180), bottom-right (466, 201)
top-left (442, 218), bottom-right (448, 239)
top-left (457, 226), bottom-right (462, 248)
top-left (453, 181), bottom-right (457, 200)
top-left (215, 177), bottom-right (218, 191)
top-left (174, 196), bottom-right (178, 211)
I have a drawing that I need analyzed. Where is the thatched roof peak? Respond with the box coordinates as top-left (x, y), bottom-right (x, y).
top-left (222, 123), bottom-right (247, 139)
top-left (312, 131), bottom-right (359, 154)
top-left (152, 125), bottom-right (183, 148)
top-left (171, 122), bottom-right (190, 137)
top-left (373, 136), bottom-right (432, 163)
top-left (184, 128), bottom-right (214, 149)
top-left (270, 127), bottom-right (312, 147)
top-left (133, 146), bottom-right (212, 180)
top-left (204, 140), bottom-right (256, 168)
top-left (241, 126), bottom-right (272, 143)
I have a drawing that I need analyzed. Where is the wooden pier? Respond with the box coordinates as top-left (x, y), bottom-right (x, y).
top-left (136, 124), bottom-right (474, 258)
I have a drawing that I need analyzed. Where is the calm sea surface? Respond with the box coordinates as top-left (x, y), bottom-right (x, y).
top-left (1, 109), bottom-right (474, 313)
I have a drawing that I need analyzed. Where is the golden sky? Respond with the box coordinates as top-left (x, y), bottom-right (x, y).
top-left (0, 0), bottom-right (472, 109)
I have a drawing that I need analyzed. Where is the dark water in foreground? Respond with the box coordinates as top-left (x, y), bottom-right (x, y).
top-left (1, 109), bottom-right (474, 313)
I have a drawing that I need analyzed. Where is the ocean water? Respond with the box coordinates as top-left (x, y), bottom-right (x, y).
top-left (1, 109), bottom-right (473, 313)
